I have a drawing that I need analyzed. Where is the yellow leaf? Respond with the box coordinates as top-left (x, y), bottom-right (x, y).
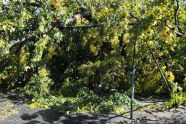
top-left (28, 102), bottom-right (40, 109)
top-left (165, 71), bottom-right (175, 83)
top-left (161, 66), bottom-right (166, 70)
top-left (148, 41), bottom-right (155, 45)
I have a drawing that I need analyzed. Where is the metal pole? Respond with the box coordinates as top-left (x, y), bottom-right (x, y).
top-left (146, 43), bottom-right (172, 93)
top-left (130, 39), bottom-right (137, 119)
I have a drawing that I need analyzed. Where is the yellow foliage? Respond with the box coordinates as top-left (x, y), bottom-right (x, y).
top-left (50, 0), bottom-right (62, 11)
top-left (161, 66), bottom-right (166, 70)
top-left (148, 41), bottom-right (155, 45)
top-left (170, 47), bottom-right (175, 52)
top-left (123, 33), bottom-right (130, 43)
top-left (78, 61), bottom-right (94, 73)
top-left (20, 54), bottom-right (26, 64)
top-left (141, 70), bottom-right (161, 92)
top-left (165, 36), bottom-right (173, 44)
top-left (90, 44), bottom-right (99, 56)
top-left (46, 47), bottom-right (57, 59)
top-left (28, 102), bottom-right (41, 109)
top-left (19, 47), bottom-right (30, 66)
top-left (165, 71), bottom-right (175, 83)
top-left (0, 73), bottom-right (7, 80)
top-left (76, 18), bottom-right (82, 25)
top-left (110, 35), bottom-right (119, 47)
top-left (39, 68), bottom-right (48, 77)
top-left (114, 107), bottom-right (126, 114)
top-left (76, 18), bottom-right (89, 25)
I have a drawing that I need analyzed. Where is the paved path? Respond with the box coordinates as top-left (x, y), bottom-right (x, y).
top-left (1, 105), bottom-right (186, 124)
top-left (0, 93), bottom-right (186, 124)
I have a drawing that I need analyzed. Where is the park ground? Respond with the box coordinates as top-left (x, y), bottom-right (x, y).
top-left (0, 91), bottom-right (186, 124)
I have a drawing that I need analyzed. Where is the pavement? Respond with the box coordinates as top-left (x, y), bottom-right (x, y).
top-left (0, 92), bottom-right (186, 124)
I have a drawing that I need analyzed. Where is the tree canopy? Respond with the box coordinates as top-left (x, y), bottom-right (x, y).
top-left (0, 0), bottom-right (186, 112)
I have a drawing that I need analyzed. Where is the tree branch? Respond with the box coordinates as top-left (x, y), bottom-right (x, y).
top-left (174, 0), bottom-right (179, 26)
top-left (164, 20), bottom-right (184, 37)
top-left (129, 12), bottom-right (140, 23)
top-left (74, 0), bottom-right (87, 10)
top-left (164, 20), bottom-right (175, 30)
top-left (8, 21), bottom-right (136, 48)
top-left (174, 0), bottom-right (184, 34)
top-left (9, 34), bottom-right (35, 48)
top-left (64, 0), bottom-right (89, 25)
top-left (57, 24), bottom-right (105, 30)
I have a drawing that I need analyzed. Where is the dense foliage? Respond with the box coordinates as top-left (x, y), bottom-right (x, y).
top-left (0, 0), bottom-right (186, 112)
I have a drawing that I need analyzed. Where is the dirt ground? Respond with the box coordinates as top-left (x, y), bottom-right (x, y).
top-left (0, 92), bottom-right (186, 124)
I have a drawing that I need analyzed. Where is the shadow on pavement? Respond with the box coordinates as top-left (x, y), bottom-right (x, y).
top-left (20, 109), bottom-right (131, 124)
